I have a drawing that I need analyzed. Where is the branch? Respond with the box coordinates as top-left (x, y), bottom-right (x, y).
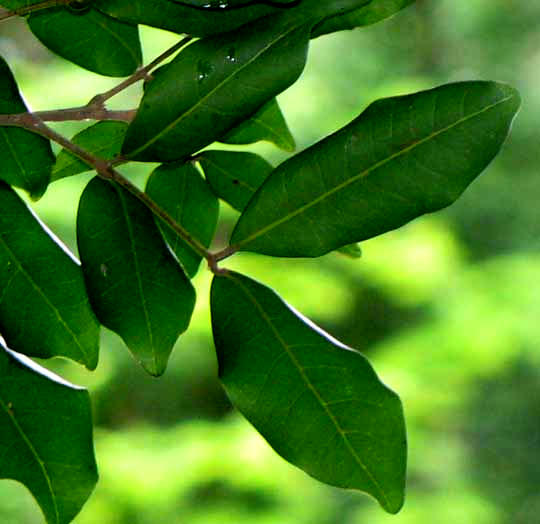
top-left (0, 108), bottom-right (135, 125)
top-left (0, 0), bottom-right (71, 22)
top-left (2, 112), bottom-right (211, 261)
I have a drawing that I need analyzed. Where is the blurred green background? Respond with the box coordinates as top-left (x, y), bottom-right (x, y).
top-left (1, 1), bottom-right (539, 523)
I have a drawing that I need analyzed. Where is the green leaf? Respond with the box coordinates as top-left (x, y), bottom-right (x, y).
top-left (0, 182), bottom-right (99, 369)
top-left (198, 150), bottom-right (272, 211)
top-left (313, 0), bottom-right (416, 37)
top-left (211, 271), bottom-right (406, 513)
top-left (122, 12), bottom-right (311, 162)
top-left (27, 8), bottom-right (142, 77)
top-left (221, 98), bottom-right (296, 152)
top-left (146, 162), bottom-right (219, 278)
top-left (94, 0), bottom-right (373, 38)
top-left (337, 243), bottom-right (362, 258)
top-left (0, 55), bottom-right (53, 199)
top-left (230, 81), bottom-right (521, 257)
top-left (178, 0), bottom-right (297, 7)
top-left (77, 177), bottom-right (196, 376)
top-left (94, 0), bottom-right (278, 37)
top-left (52, 121), bottom-right (128, 182)
top-left (0, 343), bottom-right (98, 524)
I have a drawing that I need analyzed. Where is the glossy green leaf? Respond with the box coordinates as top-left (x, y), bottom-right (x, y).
top-left (211, 271), bottom-right (406, 513)
top-left (221, 98), bottom-right (296, 152)
top-left (0, 342), bottom-right (98, 524)
top-left (94, 0), bottom-right (373, 38)
top-left (122, 12), bottom-right (311, 162)
top-left (178, 0), bottom-right (297, 7)
top-left (199, 150), bottom-right (272, 211)
top-left (52, 121), bottom-right (128, 182)
top-left (77, 177), bottom-right (196, 376)
top-left (313, 0), bottom-right (415, 37)
top-left (94, 0), bottom-right (278, 37)
top-left (0, 182), bottom-right (99, 369)
top-left (146, 162), bottom-right (219, 278)
top-left (231, 81), bottom-right (521, 257)
top-left (27, 8), bottom-right (142, 77)
top-left (337, 243), bottom-right (362, 258)
top-left (0, 55), bottom-right (53, 199)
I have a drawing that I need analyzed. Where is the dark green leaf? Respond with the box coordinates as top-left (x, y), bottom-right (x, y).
top-left (0, 55), bottom-right (53, 199)
top-left (146, 162), bottom-right (219, 278)
top-left (231, 81), bottom-right (521, 257)
top-left (313, 0), bottom-right (415, 37)
top-left (52, 121), bottom-right (128, 182)
top-left (198, 150), bottom-right (272, 211)
top-left (337, 243), bottom-right (362, 258)
top-left (0, 342), bottom-right (98, 524)
top-left (77, 177), bottom-right (196, 376)
top-left (94, 0), bottom-right (373, 38)
top-left (122, 13), bottom-right (311, 162)
top-left (211, 271), bottom-right (406, 513)
top-left (0, 182), bottom-right (99, 369)
top-left (221, 98), bottom-right (296, 152)
top-left (177, 0), bottom-right (297, 7)
top-left (94, 0), bottom-right (278, 37)
top-left (27, 8), bottom-right (142, 77)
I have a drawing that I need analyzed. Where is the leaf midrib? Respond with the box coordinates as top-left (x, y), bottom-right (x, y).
top-left (127, 20), bottom-right (307, 157)
top-left (116, 187), bottom-right (156, 371)
top-left (225, 273), bottom-right (389, 507)
top-left (234, 93), bottom-right (514, 248)
top-left (0, 395), bottom-right (58, 524)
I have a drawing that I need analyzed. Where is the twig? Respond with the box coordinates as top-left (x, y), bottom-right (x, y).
top-left (87, 36), bottom-right (193, 109)
top-left (0, 0), bottom-right (71, 22)
top-left (0, 108), bottom-right (135, 125)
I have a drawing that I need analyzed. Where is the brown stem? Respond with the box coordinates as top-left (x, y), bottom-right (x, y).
top-left (0, 108), bottom-right (136, 125)
top-left (87, 36), bottom-right (193, 109)
top-left (0, 0), bottom-right (71, 22)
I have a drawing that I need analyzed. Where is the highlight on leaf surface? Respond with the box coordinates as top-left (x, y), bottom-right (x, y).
top-left (211, 271), bottom-right (407, 513)
top-left (230, 81), bottom-right (521, 257)
top-left (0, 342), bottom-right (98, 524)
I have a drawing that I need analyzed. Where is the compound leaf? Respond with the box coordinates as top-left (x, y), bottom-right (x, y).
top-left (199, 150), bottom-right (272, 211)
top-left (122, 12), bottom-right (311, 162)
top-left (221, 98), bottom-right (295, 152)
top-left (0, 182), bottom-right (99, 369)
top-left (0, 343), bottom-right (98, 524)
top-left (0, 55), bottom-right (53, 199)
top-left (211, 271), bottom-right (406, 513)
top-left (52, 121), bottom-right (128, 182)
top-left (146, 162), bottom-right (219, 278)
top-left (28, 7), bottom-right (142, 77)
top-left (77, 177), bottom-right (196, 376)
top-left (231, 81), bottom-right (521, 257)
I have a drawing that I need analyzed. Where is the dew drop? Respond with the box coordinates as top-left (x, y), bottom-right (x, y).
top-left (226, 47), bottom-right (237, 63)
top-left (196, 60), bottom-right (215, 84)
